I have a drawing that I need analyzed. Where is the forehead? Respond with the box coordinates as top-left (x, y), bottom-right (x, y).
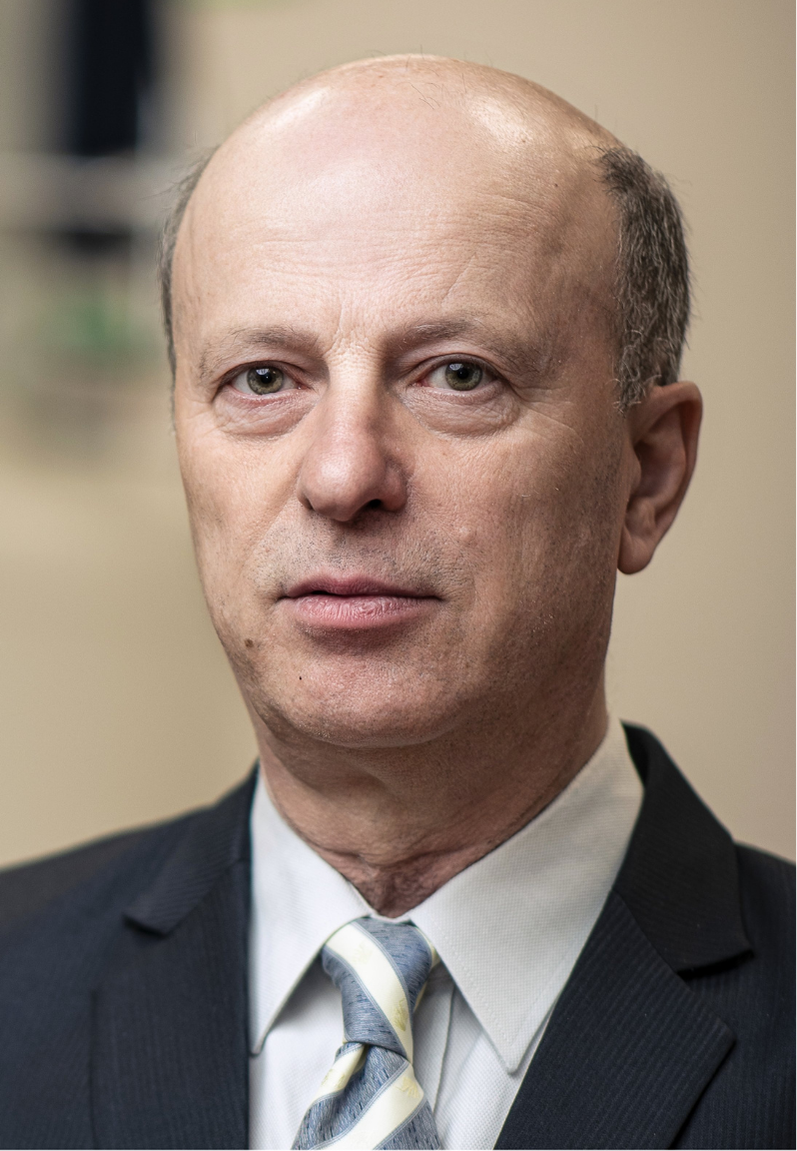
top-left (172, 84), bottom-right (617, 360)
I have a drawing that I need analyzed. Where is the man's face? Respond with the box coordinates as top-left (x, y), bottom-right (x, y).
top-left (172, 84), bottom-right (631, 753)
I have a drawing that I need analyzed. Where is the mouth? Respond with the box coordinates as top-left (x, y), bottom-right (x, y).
top-left (280, 574), bottom-right (439, 632)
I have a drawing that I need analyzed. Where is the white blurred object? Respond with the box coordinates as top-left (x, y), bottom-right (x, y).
top-left (0, 152), bottom-right (176, 231)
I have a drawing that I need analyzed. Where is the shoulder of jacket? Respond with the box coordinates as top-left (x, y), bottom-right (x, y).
top-left (0, 809), bottom-right (199, 931)
top-left (735, 842), bottom-right (795, 927)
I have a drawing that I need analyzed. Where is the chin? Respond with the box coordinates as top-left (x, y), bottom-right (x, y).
top-left (252, 681), bottom-right (462, 750)
top-left (230, 635), bottom-right (473, 748)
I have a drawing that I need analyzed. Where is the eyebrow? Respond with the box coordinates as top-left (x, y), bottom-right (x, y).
top-left (388, 319), bottom-right (548, 377)
top-left (197, 326), bottom-right (323, 381)
top-left (196, 317), bottom-right (550, 382)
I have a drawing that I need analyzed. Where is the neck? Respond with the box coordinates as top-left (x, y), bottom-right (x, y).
top-left (254, 682), bottom-right (608, 917)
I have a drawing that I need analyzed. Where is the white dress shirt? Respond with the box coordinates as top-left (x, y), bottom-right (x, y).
top-left (248, 718), bottom-right (643, 1150)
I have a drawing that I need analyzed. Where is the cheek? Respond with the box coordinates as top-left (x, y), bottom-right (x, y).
top-left (515, 438), bottom-right (626, 611)
top-left (441, 426), bottom-right (624, 599)
top-left (176, 425), bottom-right (287, 585)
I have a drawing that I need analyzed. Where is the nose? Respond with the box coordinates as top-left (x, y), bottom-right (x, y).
top-left (296, 384), bottom-right (408, 522)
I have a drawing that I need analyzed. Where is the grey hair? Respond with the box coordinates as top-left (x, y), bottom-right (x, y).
top-left (158, 148), bottom-right (217, 376)
top-left (158, 143), bottom-right (690, 409)
top-left (596, 145), bottom-right (691, 409)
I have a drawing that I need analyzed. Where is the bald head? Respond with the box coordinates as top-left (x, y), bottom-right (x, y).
top-left (161, 55), bottom-right (689, 408)
top-left (232, 54), bottom-right (616, 156)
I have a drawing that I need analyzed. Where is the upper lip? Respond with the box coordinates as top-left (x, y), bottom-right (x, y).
top-left (283, 575), bottom-right (435, 598)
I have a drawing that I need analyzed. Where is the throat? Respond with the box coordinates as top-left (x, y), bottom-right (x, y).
top-left (300, 839), bottom-right (496, 917)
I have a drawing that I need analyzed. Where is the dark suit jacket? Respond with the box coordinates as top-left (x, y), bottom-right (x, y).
top-left (0, 726), bottom-right (793, 1149)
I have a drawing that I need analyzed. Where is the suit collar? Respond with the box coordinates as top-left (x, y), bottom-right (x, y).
top-left (618, 724), bottom-right (750, 971)
top-left (124, 768), bottom-right (257, 935)
top-left (497, 725), bottom-right (751, 1149)
top-left (92, 771), bottom-right (257, 1149)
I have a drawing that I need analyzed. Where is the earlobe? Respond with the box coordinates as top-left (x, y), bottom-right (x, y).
top-left (618, 381), bottom-right (702, 575)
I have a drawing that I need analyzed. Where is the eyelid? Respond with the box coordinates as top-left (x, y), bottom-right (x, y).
top-left (416, 355), bottom-right (500, 385)
top-left (224, 360), bottom-right (301, 396)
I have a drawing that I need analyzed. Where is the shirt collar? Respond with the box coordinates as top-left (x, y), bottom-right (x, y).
top-left (248, 777), bottom-right (371, 1055)
top-left (249, 718), bottom-right (642, 1070)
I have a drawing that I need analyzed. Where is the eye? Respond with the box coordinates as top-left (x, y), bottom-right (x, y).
top-left (426, 361), bottom-right (488, 392)
top-left (232, 365), bottom-right (287, 396)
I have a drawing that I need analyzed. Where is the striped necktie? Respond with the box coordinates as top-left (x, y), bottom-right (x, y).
top-left (293, 917), bottom-right (441, 1150)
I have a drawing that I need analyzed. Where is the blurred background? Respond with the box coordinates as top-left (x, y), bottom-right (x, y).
top-left (0, 0), bottom-right (793, 867)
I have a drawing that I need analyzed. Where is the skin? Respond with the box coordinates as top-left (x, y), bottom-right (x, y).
top-left (171, 56), bottom-right (701, 916)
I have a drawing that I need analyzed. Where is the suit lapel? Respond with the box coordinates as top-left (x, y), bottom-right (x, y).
top-left (495, 891), bottom-right (734, 1149)
top-left (497, 726), bottom-right (751, 1150)
top-left (91, 773), bottom-right (256, 1150)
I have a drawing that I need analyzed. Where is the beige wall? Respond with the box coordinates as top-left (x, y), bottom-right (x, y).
top-left (0, 0), bottom-right (793, 866)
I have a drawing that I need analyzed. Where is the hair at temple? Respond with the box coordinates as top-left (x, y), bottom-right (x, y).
top-left (596, 146), bottom-right (690, 408)
top-left (157, 143), bottom-right (690, 413)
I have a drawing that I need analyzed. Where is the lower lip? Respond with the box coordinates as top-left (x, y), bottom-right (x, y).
top-left (283, 593), bottom-right (435, 631)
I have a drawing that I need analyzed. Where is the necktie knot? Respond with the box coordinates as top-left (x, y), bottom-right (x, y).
top-left (322, 918), bottom-right (437, 1060)
top-left (293, 917), bottom-right (441, 1149)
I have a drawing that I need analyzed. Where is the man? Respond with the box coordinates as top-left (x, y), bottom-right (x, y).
top-left (0, 56), bottom-right (792, 1150)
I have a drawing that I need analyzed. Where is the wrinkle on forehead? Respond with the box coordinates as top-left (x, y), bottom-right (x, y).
top-left (172, 55), bottom-right (621, 372)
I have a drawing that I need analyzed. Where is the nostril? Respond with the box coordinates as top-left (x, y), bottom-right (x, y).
top-left (365, 498), bottom-right (382, 510)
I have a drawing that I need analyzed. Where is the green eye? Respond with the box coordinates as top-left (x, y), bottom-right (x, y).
top-left (444, 362), bottom-right (483, 391)
top-left (246, 366), bottom-right (285, 394)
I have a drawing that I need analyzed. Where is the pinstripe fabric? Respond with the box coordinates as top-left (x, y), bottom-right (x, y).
top-left (494, 891), bottom-right (735, 1149)
top-left (293, 919), bottom-right (440, 1150)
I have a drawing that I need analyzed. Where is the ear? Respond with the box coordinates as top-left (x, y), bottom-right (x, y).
top-left (618, 381), bottom-right (702, 575)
